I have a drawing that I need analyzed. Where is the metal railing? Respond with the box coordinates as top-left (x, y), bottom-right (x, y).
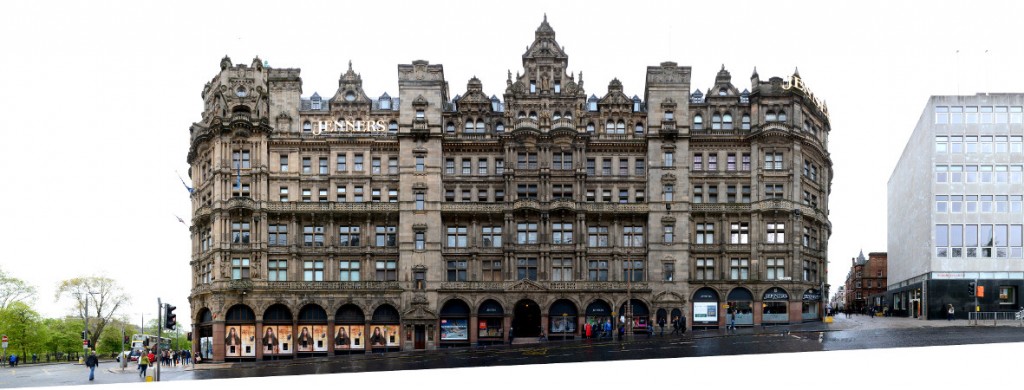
top-left (967, 310), bottom-right (1024, 326)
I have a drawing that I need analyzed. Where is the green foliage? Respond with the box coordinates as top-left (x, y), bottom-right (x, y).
top-left (41, 318), bottom-right (84, 354)
top-left (54, 276), bottom-right (130, 351)
top-left (0, 302), bottom-right (44, 357)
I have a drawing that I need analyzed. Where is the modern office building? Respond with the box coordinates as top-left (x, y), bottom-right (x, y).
top-left (887, 94), bottom-right (1024, 319)
top-left (187, 18), bottom-right (833, 361)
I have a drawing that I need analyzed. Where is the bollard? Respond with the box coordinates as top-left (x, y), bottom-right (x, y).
top-left (146, 375), bottom-right (154, 382)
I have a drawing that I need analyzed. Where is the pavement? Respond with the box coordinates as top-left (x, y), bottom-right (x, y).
top-left (168, 314), bottom-right (1022, 372)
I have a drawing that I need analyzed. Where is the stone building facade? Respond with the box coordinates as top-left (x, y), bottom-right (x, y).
top-left (187, 18), bottom-right (833, 361)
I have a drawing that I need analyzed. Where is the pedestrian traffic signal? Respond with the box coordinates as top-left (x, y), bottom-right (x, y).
top-left (81, 331), bottom-right (87, 339)
top-left (968, 282), bottom-right (976, 296)
top-left (165, 304), bottom-right (177, 330)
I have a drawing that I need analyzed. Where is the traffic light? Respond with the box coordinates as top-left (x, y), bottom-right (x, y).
top-left (187, 332), bottom-right (192, 341)
top-left (165, 304), bottom-right (177, 330)
top-left (968, 281), bottom-right (976, 297)
top-left (124, 335), bottom-right (130, 344)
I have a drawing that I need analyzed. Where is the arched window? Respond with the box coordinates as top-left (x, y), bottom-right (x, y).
top-left (766, 111), bottom-right (777, 122)
top-left (475, 120), bottom-right (485, 133)
top-left (529, 111), bottom-right (538, 120)
top-left (553, 111), bottom-right (562, 121)
top-left (741, 114), bottom-right (751, 130)
top-left (778, 111), bottom-right (787, 122)
top-left (718, 88), bottom-right (727, 96)
top-left (693, 114), bottom-right (704, 130)
top-left (712, 113), bottom-right (722, 130)
top-left (635, 122), bottom-right (644, 135)
top-left (495, 121), bottom-right (505, 132)
top-left (446, 122), bottom-right (456, 133)
top-left (517, 111), bottom-right (526, 119)
top-left (723, 113), bottom-right (733, 130)
top-left (564, 112), bottom-right (572, 120)
top-left (616, 120), bottom-right (625, 134)
top-left (465, 120), bottom-right (474, 132)
top-left (605, 121), bottom-right (615, 133)
top-left (586, 123), bottom-right (595, 134)
top-left (303, 121), bottom-right (312, 132)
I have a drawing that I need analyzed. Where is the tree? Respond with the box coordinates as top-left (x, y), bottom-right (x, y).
top-left (41, 318), bottom-right (82, 356)
top-left (0, 302), bottom-right (45, 358)
top-left (0, 267), bottom-right (38, 309)
top-left (54, 276), bottom-right (130, 352)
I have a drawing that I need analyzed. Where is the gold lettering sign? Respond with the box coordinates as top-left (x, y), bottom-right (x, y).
top-left (311, 119), bottom-right (389, 135)
top-left (783, 75), bottom-right (829, 119)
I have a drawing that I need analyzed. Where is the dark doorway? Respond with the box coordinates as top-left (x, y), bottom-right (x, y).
top-left (512, 299), bottom-right (541, 337)
top-left (414, 325), bottom-right (425, 350)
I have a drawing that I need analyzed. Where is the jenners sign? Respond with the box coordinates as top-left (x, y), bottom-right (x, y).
top-left (312, 119), bottom-right (389, 136)
top-left (782, 75), bottom-right (829, 119)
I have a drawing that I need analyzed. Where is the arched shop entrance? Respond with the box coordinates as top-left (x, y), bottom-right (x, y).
top-left (370, 304), bottom-right (401, 352)
top-left (476, 299), bottom-right (505, 346)
top-left (439, 299), bottom-right (471, 348)
top-left (585, 300), bottom-right (612, 338)
top-left (618, 299), bottom-right (650, 334)
top-left (762, 287), bottom-right (790, 324)
top-left (802, 289), bottom-right (822, 321)
top-left (195, 309), bottom-right (213, 361)
top-left (548, 299), bottom-right (578, 340)
top-left (224, 305), bottom-right (256, 361)
top-left (726, 288), bottom-right (754, 327)
top-left (262, 304), bottom-right (293, 360)
top-left (296, 304), bottom-right (328, 357)
top-left (670, 308), bottom-right (683, 330)
top-left (692, 288), bottom-right (720, 329)
top-left (334, 304), bottom-right (365, 354)
top-left (655, 308), bottom-right (667, 334)
top-left (512, 299), bottom-right (541, 338)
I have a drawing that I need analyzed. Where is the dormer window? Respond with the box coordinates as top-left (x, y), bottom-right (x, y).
top-left (588, 99), bottom-right (598, 112)
top-left (380, 97), bottom-right (391, 110)
top-left (632, 97), bottom-right (642, 112)
top-left (311, 100), bottom-right (320, 110)
top-left (344, 91), bottom-right (356, 102)
top-left (718, 88), bottom-right (727, 96)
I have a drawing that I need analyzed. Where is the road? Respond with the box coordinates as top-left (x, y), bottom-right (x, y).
top-left (3, 315), bottom-right (1022, 388)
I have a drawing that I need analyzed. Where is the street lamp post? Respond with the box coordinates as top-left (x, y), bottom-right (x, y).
top-left (75, 291), bottom-right (98, 364)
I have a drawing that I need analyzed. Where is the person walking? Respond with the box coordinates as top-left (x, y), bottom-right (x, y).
top-left (728, 310), bottom-right (736, 331)
top-left (85, 350), bottom-right (99, 381)
top-left (138, 352), bottom-right (150, 379)
top-left (658, 316), bottom-right (666, 336)
top-left (947, 304), bottom-right (955, 321)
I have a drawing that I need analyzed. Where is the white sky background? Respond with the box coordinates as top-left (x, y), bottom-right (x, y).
top-left (1, 0), bottom-right (1022, 346)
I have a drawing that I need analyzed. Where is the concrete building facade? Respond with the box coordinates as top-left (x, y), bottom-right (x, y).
top-left (887, 94), bottom-right (1024, 319)
top-left (186, 18), bottom-right (833, 361)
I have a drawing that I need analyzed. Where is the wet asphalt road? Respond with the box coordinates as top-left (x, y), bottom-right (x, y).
top-left (191, 323), bottom-right (1024, 381)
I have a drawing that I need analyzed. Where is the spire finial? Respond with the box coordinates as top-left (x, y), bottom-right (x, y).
top-left (348, 60), bottom-right (353, 71)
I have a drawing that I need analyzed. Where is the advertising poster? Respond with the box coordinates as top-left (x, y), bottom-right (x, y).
top-left (384, 325), bottom-right (400, 347)
top-left (693, 302), bottom-right (718, 323)
top-left (296, 326), bottom-right (315, 352)
top-left (369, 326), bottom-right (387, 347)
top-left (276, 325), bottom-right (293, 355)
top-left (549, 316), bottom-right (576, 333)
top-left (240, 325), bottom-right (256, 357)
top-left (440, 319), bottom-right (468, 340)
top-left (312, 325), bottom-right (328, 352)
top-left (261, 325), bottom-right (282, 355)
top-left (333, 325), bottom-right (352, 350)
top-left (224, 325), bottom-right (242, 357)
top-left (350, 325), bottom-right (364, 350)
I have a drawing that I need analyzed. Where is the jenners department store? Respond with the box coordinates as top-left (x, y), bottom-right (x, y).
top-left (187, 18), bottom-right (833, 361)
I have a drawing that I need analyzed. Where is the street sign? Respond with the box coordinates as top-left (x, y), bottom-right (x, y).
top-left (83, 340), bottom-right (89, 347)
top-left (3, 335), bottom-right (8, 349)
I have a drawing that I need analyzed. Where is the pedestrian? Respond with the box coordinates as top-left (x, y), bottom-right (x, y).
top-left (617, 324), bottom-right (625, 340)
top-left (728, 310), bottom-right (736, 330)
top-left (8, 354), bottom-right (16, 367)
top-left (138, 352), bottom-right (150, 379)
top-left (947, 304), bottom-right (955, 321)
top-left (679, 315), bottom-right (687, 334)
top-left (658, 316), bottom-right (666, 336)
top-left (584, 322), bottom-right (592, 339)
top-left (509, 326), bottom-right (514, 344)
top-left (603, 319), bottom-right (612, 339)
top-left (670, 316), bottom-right (679, 335)
top-left (85, 350), bottom-right (99, 381)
